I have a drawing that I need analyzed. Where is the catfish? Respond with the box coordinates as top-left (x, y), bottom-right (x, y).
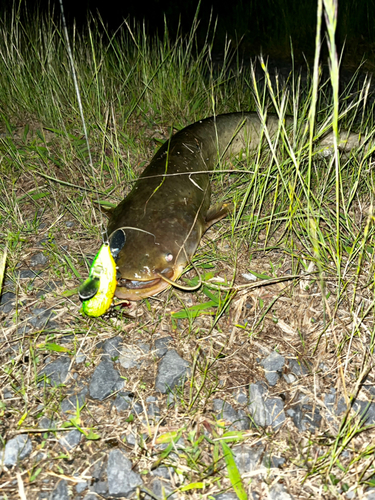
top-left (106, 112), bottom-right (365, 300)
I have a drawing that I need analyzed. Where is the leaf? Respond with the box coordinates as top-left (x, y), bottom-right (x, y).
top-left (179, 482), bottom-right (205, 491)
top-left (30, 192), bottom-right (50, 200)
top-left (156, 431), bottom-right (180, 444)
top-left (64, 255), bottom-right (82, 279)
top-left (171, 299), bottom-right (218, 319)
top-left (86, 430), bottom-right (101, 440)
top-left (38, 343), bottom-right (70, 353)
top-left (247, 269), bottom-right (273, 280)
top-left (220, 441), bottom-right (248, 500)
top-left (62, 287), bottom-right (79, 297)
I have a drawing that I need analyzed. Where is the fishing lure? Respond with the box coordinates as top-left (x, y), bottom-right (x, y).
top-left (79, 242), bottom-right (117, 317)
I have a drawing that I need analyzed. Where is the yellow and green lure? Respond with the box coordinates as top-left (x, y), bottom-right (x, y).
top-left (79, 242), bottom-right (117, 317)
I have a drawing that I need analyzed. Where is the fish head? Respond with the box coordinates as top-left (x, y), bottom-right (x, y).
top-left (108, 227), bottom-right (187, 300)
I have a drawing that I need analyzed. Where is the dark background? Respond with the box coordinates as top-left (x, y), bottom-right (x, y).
top-left (2, 0), bottom-right (375, 68)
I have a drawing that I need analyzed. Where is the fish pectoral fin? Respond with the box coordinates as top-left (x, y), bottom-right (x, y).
top-left (205, 202), bottom-right (233, 230)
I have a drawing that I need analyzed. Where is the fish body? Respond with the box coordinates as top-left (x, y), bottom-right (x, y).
top-left (79, 242), bottom-right (117, 316)
top-left (107, 112), bottom-right (364, 300)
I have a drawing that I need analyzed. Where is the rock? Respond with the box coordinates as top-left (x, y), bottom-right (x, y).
top-left (248, 382), bottom-right (285, 429)
top-left (107, 449), bottom-right (143, 497)
top-left (213, 399), bottom-right (250, 430)
top-left (61, 388), bottom-right (88, 415)
top-left (119, 346), bottom-right (143, 369)
top-left (114, 391), bottom-right (143, 414)
top-left (18, 269), bottom-right (42, 279)
top-left (288, 358), bottom-right (309, 376)
top-left (236, 391), bottom-right (248, 405)
top-left (268, 482), bottom-right (294, 499)
top-left (29, 307), bottom-right (57, 330)
top-left (155, 349), bottom-right (190, 393)
top-left (213, 493), bottom-right (240, 500)
top-left (0, 291), bottom-right (16, 314)
top-left (89, 359), bottom-right (124, 400)
top-left (260, 351), bottom-right (285, 386)
top-left (261, 351), bottom-right (285, 371)
top-left (154, 336), bottom-right (173, 358)
top-left (49, 479), bottom-right (69, 500)
top-left (103, 336), bottom-right (122, 358)
top-left (38, 356), bottom-right (71, 387)
top-left (59, 429), bottom-right (82, 451)
top-left (30, 252), bottom-right (49, 267)
top-left (232, 444), bottom-right (264, 474)
top-left (3, 434), bottom-right (33, 466)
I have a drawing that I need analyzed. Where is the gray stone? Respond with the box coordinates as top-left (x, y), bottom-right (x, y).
top-left (3, 387), bottom-right (13, 399)
top-left (213, 494), bottom-right (240, 500)
top-left (154, 336), bottom-right (173, 358)
top-left (248, 382), bottom-right (268, 427)
top-left (107, 449), bottom-right (143, 497)
top-left (213, 399), bottom-right (250, 430)
top-left (324, 388), bottom-right (347, 420)
top-left (3, 434), bottom-right (33, 466)
top-left (155, 349), bottom-right (190, 393)
top-left (119, 346), bottom-right (143, 369)
top-left (268, 482), bottom-right (294, 499)
top-left (261, 352), bottom-right (285, 371)
top-left (61, 389), bottom-right (87, 415)
top-left (75, 480), bottom-right (88, 493)
top-left (36, 282), bottom-right (57, 299)
top-left (137, 341), bottom-right (150, 353)
top-left (82, 495), bottom-right (98, 500)
top-left (283, 373), bottom-right (297, 384)
top-left (147, 402), bottom-right (161, 420)
top-left (49, 479), bottom-right (69, 500)
top-left (248, 383), bottom-right (285, 429)
top-left (103, 336), bottom-right (122, 358)
top-left (90, 480), bottom-right (108, 495)
top-left (260, 352), bottom-right (285, 386)
top-left (29, 307), bottom-right (57, 330)
top-left (352, 400), bottom-right (375, 424)
top-left (264, 370), bottom-right (280, 386)
top-left (89, 359), bottom-right (124, 400)
top-left (0, 291), bottom-right (16, 314)
top-left (264, 398), bottom-right (286, 429)
top-left (288, 358), bottom-right (309, 376)
top-left (39, 417), bottom-right (57, 435)
top-left (114, 391), bottom-right (133, 411)
top-left (19, 269), bottom-right (42, 279)
top-left (236, 391), bottom-right (248, 405)
top-left (365, 487), bottom-right (375, 499)
top-left (30, 252), bottom-right (49, 267)
top-left (151, 467), bottom-right (173, 479)
top-left (59, 429), bottom-right (82, 451)
top-left (151, 478), bottom-right (176, 499)
top-left (232, 444), bottom-right (264, 474)
top-left (38, 356), bottom-right (71, 387)
top-left (263, 454), bottom-right (286, 468)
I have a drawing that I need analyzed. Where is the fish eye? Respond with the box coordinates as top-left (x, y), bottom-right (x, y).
top-left (165, 253), bottom-right (173, 262)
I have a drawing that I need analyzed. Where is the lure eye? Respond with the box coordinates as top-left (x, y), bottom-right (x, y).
top-left (109, 229), bottom-right (126, 259)
top-left (165, 253), bottom-right (173, 262)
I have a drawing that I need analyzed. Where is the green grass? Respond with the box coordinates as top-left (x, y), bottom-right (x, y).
top-left (1, 0), bottom-right (375, 498)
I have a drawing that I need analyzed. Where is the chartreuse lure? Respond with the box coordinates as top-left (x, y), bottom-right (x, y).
top-left (79, 242), bottom-right (117, 317)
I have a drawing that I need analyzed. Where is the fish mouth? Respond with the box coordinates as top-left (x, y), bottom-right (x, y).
top-left (115, 267), bottom-right (179, 300)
